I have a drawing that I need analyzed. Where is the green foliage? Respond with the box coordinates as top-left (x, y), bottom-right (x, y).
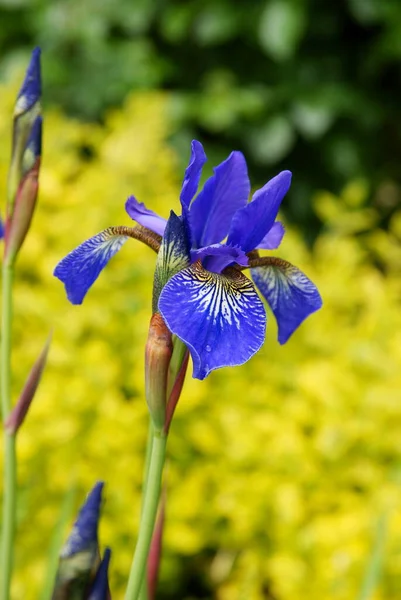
top-left (1, 0), bottom-right (401, 230)
top-left (1, 74), bottom-right (401, 600)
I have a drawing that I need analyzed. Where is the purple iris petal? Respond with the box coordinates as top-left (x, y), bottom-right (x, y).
top-left (180, 140), bottom-right (207, 209)
top-left (190, 151), bottom-right (250, 248)
top-left (158, 262), bottom-right (266, 380)
top-left (125, 195), bottom-right (166, 236)
top-left (227, 171), bottom-right (292, 253)
top-left (251, 259), bottom-right (322, 344)
top-left (61, 482), bottom-right (104, 558)
top-left (54, 228), bottom-right (128, 304)
top-left (88, 548), bottom-right (111, 600)
top-left (191, 243), bottom-right (249, 274)
top-left (15, 47), bottom-right (41, 116)
top-left (257, 221), bottom-right (285, 250)
top-left (0, 218), bottom-right (4, 239)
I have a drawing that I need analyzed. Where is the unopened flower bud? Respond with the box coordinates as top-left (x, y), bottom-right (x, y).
top-left (52, 482), bottom-right (104, 600)
top-left (145, 313), bottom-right (173, 431)
top-left (88, 548), bottom-right (111, 600)
top-left (7, 47), bottom-right (41, 218)
top-left (5, 115), bottom-right (42, 263)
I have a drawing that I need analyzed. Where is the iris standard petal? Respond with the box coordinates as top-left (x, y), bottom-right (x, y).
top-left (191, 243), bottom-right (249, 273)
top-left (251, 258), bottom-right (322, 344)
top-left (125, 195), bottom-right (166, 236)
top-left (180, 140), bottom-right (207, 208)
top-left (227, 171), bottom-right (291, 253)
top-left (158, 262), bottom-right (266, 380)
top-left (190, 151), bottom-right (250, 248)
top-left (54, 228), bottom-right (128, 305)
top-left (257, 221), bottom-right (285, 250)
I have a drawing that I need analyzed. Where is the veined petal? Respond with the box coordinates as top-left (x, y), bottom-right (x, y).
top-left (180, 140), bottom-right (207, 208)
top-left (54, 228), bottom-right (128, 304)
top-left (190, 151), bottom-right (250, 248)
top-left (191, 243), bottom-right (248, 273)
top-left (159, 262), bottom-right (266, 380)
top-left (257, 221), bottom-right (285, 250)
top-left (227, 171), bottom-right (291, 253)
top-left (251, 258), bottom-right (322, 344)
top-left (125, 195), bottom-right (166, 236)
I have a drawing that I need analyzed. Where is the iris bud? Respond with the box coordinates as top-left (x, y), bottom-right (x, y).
top-left (52, 482), bottom-right (104, 599)
top-left (145, 314), bottom-right (173, 431)
top-left (5, 116), bottom-right (42, 263)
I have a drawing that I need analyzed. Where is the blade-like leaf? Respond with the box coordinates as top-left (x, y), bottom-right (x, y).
top-left (5, 333), bottom-right (51, 434)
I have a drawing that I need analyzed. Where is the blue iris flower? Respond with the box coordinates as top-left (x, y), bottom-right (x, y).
top-left (55, 141), bottom-right (322, 380)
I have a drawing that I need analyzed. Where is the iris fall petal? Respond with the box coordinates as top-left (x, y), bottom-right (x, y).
top-left (251, 258), bottom-right (322, 344)
top-left (54, 228), bottom-right (128, 304)
top-left (159, 262), bottom-right (266, 380)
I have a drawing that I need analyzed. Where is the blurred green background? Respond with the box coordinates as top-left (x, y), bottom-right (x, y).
top-left (0, 0), bottom-right (401, 599)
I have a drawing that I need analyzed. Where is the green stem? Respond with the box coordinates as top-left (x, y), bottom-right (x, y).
top-left (138, 422), bottom-right (154, 600)
top-left (125, 431), bottom-right (167, 600)
top-left (1, 261), bottom-right (16, 600)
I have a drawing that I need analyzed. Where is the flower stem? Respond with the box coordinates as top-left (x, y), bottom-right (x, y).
top-left (137, 422), bottom-right (154, 600)
top-left (125, 431), bottom-right (167, 600)
top-left (1, 261), bottom-right (16, 600)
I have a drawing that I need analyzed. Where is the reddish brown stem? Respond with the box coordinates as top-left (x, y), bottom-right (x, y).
top-left (147, 488), bottom-right (166, 600)
top-left (164, 351), bottom-right (189, 435)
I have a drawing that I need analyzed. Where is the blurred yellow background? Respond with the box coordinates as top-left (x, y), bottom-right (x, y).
top-left (1, 66), bottom-right (401, 599)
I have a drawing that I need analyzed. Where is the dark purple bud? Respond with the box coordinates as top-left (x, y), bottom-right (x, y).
top-left (61, 482), bottom-right (104, 558)
top-left (5, 333), bottom-right (51, 434)
top-left (7, 48), bottom-right (42, 229)
top-left (51, 483), bottom-right (105, 599)
top-left (87, 548), bottom-right (112, 600)
top-left (14, 47), bottom-right (41, 118)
